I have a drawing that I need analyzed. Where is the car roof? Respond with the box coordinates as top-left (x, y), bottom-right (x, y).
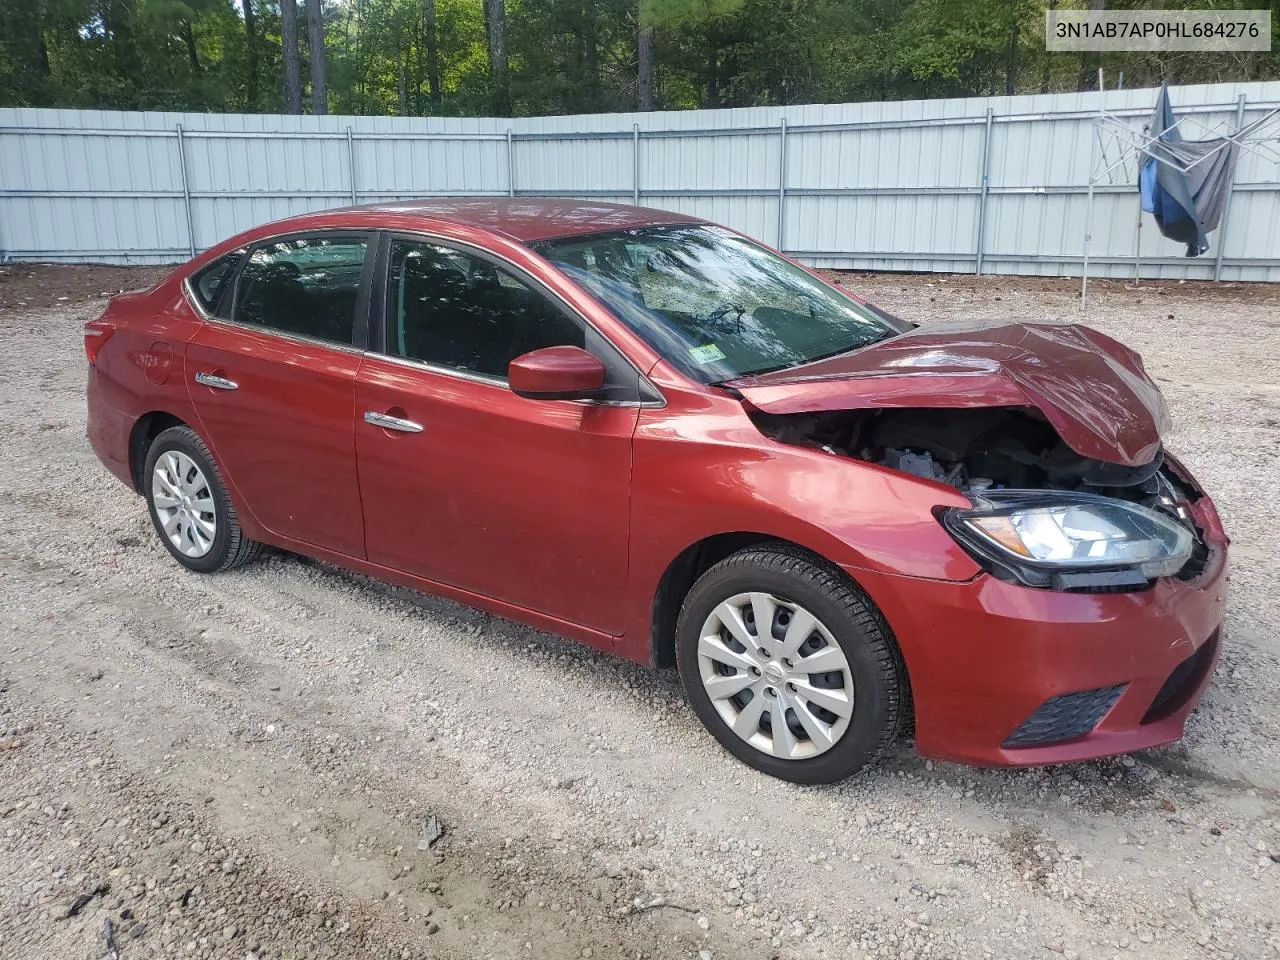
top-left (298, 198), bottom-right (707, 244)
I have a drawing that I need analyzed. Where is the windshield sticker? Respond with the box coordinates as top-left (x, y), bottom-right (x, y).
top-left (689, 343), bottom-right (726, 364)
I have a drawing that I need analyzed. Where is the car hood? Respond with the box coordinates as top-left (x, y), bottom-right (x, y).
top-left (726, 320), bottom-right (1169, 467)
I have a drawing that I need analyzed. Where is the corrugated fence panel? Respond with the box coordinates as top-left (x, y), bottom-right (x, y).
top-left (3, 82), bottom-right (1279, 279)
top-left (191, 196), bottom-right (338, 252)
top-left (357, 137), bottom-right (507, 196)
top-left (0, 195), bottom-right (189, 259)
top-left (515, 138), bottom-right (633, 193)
top-left (1218, 97), bottom-right (1280, 281)
top-left (787, 119), bottom-right (987, 264)
top-left (641, 132), bottom-right (779, 193)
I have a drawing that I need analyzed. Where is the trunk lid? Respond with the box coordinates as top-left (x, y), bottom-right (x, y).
top-left (726, 320), bottom-right (1169, 467)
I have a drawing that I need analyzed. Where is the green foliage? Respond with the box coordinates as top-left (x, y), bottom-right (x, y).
top-left (2, 0), bottom-right (1278, 116)
top-left (640, 0), bottom-right (744, 28)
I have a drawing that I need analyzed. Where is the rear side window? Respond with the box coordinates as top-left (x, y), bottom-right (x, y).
top-left (189, 250), bottom-right (243, 313)
top-left (232, 235), bottom-right (369, 345)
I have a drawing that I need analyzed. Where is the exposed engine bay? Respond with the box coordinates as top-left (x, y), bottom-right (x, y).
top-left (749, 405), bottom-right (1210, 582)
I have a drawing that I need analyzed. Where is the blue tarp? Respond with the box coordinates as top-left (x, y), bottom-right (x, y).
top-left (1138, 85), bottom-right (1237, 257)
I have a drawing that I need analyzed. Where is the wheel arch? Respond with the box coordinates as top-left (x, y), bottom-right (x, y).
top-left (651, 532), bottom-right (916, 732)
top-left (128, 411), bottom-right (189, 493)
top-left (650, 533), bottom-right (873, 661)
top-left (650, 533), bottom-right (773, 668)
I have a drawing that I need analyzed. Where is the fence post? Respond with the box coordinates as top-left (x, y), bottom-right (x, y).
top-left (506, 129), bottom-right (515, 197)
top-left (633, 122), bottom-right (641, 205)
top-left (1080, 126), bottom-right (1100, 309)
top-left (974, 107), bottom-right (994, 275)
top-left (346, 126), bottom-right (358, 204)
top-left (776, 117), bottom-right (788, 251)
top-left (175, 123), bottom-right (195, 258)
top-left (1213, 93), bottom-right (1247, 282)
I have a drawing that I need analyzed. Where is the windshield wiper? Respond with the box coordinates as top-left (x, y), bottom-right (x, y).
top-left (804, 330), bottom-right (897, 364)
top-left (732, 328), bottom-right (900, 380)
top-left (700, 304), bottom-right (747, 333)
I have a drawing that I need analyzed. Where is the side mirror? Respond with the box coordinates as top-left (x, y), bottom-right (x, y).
top-left (508, 346), bottom-right (607, 401)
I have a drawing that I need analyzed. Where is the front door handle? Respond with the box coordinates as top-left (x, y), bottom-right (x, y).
top-left (194, 371), bottom-right (239, 391)
top-left (364, 410), bottom-right (423, 433)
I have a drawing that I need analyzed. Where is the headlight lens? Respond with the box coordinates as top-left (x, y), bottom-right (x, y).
top-left (945, 491), bottom-right (1194, 584)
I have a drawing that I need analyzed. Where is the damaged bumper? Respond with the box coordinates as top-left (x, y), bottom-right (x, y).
top-left (851, 533), bottom-right (1227, 767)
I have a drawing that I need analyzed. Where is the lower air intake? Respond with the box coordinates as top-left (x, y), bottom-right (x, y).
top-left (1142, 632), bottom-right (1219, 725)
top-left (1003, 684), bottom-right (1126, 748)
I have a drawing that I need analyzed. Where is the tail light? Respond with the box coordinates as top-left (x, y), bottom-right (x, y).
top-left (84, 319), bottom-right (115, 366)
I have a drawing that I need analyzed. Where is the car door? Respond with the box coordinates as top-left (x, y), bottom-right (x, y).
top-left (354, 234), bottom-right (656, 636)
top-left (185, 231), bottom-right (374, 558)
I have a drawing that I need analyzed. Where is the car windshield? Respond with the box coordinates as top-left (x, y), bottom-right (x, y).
top-left (531, 224), bottom-right (897, 383)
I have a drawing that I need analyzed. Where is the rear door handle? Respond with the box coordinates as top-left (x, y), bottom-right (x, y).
top-left (194, 371), bottom-right (239, 391)
top-left (364, 410), bottom-right (424, 433)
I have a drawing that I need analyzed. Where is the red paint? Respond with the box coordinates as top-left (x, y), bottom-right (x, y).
top-left (854, 537), bottom-right (1226, 765)
top-left (364, 197), bottom-right (702, 242)
top-left (85, 199), bottom-right (1229, 769)
top-left (186, 322), bottom-right (367, 557)
top-left (731, 320), bottom-right (1169, 467)
top-left (355, 353), bottom-right (635, 635)
top-left (83, 319), bottom-right (115, 366)
top-left (508, 346), bottom-right (606, 399)
top-left (144, 342), bottom-right (173, 385)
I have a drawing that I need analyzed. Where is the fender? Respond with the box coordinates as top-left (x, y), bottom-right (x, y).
top-left (620, 373), bottom-right (982, 660)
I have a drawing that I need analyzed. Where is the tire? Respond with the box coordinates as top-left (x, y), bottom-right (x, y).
top-left (675, 544), bottom-right (907, 784)
top-left (143, 425), bottom-right (261, 573)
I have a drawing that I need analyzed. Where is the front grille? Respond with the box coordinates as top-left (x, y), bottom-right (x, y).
top-left (1003, 685), bottom-right (1126, 748)
top-left (1142, 632), bottom-right (1219, 724)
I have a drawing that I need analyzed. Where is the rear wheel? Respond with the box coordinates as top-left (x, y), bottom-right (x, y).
top-left (144, 425), bottom-right (260, 573)
top-left (675, 544), bottom-right (906, 784)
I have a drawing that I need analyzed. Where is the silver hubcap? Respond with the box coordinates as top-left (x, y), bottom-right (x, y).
top-left (698, 592), bottom-right (854, 761)
top-left (151, 451), bottom-right (217, 558)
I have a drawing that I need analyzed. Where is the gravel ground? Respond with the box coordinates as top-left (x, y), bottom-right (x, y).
top-left (1, 263), bottom-right (1278, 960)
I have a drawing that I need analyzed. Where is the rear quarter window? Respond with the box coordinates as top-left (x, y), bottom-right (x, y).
top-left (189, 250), bottom-right (244, 313)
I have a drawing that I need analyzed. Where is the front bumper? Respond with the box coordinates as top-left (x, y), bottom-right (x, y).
top-left (851, 531), bottom-right (1228, 767)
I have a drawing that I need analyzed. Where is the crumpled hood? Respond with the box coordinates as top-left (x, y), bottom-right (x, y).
top-left (727, 320), bottom-right (1170, 467)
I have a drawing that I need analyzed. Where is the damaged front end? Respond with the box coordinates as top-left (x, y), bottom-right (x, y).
top-left (730, 321), bottom-right (1216, 593)
top-left (750, 405), bottom-right (1210, 591)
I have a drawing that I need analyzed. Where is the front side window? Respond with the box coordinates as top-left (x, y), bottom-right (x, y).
top-left (189, 249), bottom-right (243, 313)
top-left (232, 235), bottom-right (369, 345)
top-left (531, 225), bottom-right (899, 383)
top-left (386, 238), bottom-right (585, 379)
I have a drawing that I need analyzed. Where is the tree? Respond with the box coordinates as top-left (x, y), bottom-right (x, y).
top-left (3, 0), bottom-right (1280, 119)
top-left (424, 0), bottom-right (441, 109)
top-left (1040, 0), bottom-right (1056, 93)
top-left (482, 0), bottom-right (509, 115)
top-left (1005, 0), bottom-right (1018, 96)
top-left (281, 0), bottom-right (303, 113)
top-left (885, 0), bottom-right (1034, 99)
top-left (181, 17), bottom-right (200, 73)
top-left (307, 0), bottom-right (327, 114)
top-left (637, 21), bottom-right (654, 110)
top-left (242, 0), bottom-right (259, 109)
top-left (1077, 0), bottom-right (1106, 91)
top-left (0, 0), bottom-right (54, 106)
top-left (105, 0), bottom-right (141, 91)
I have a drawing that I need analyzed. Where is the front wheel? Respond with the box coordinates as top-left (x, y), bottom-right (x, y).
top-left (675, 545), bottom-right (907, 784)
top-left (144, 425), bottom-right (261, 573)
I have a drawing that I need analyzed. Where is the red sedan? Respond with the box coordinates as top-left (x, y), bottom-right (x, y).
top-left (85, 200), bottom-right (1228, 783)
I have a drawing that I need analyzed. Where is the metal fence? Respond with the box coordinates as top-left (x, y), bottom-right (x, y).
top-left (3, 80), bottom-right (1279, 280)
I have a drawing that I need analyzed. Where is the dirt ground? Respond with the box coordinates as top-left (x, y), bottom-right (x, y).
top-left (1, 262), bottom-right (1278, 960)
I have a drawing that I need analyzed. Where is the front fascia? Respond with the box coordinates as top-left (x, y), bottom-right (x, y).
top-left (853, 543), bottom-right (1227, 765)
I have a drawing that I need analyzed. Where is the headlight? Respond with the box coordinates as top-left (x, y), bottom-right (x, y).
top-left (943, 491), bottom-right (1193, 589)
